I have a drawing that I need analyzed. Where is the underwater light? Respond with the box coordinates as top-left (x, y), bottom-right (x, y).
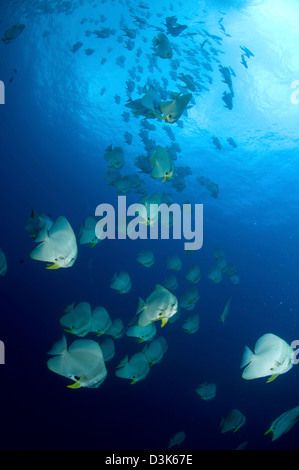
top-left (255, 0), bottom-right (299, 29)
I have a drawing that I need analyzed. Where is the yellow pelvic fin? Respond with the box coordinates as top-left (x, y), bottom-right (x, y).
top-left (67, 381), bottom-right (82, 389)
top-left (64, 329), bottom-right (75, 334)
top-left (89, 242), bottom-right (97, 248)
top-left (266, 374), bottom-right (279, 383)
top-left (137, 338), bottom-right (144, 343)
top-left (130, 379), bottom-right (137, 385)
top-left (264, 428), bottom-right (272, 436)
top-left (96, 331), bottom-right (103, 337)
top-left (160, 177), bottom-right (167, 183)
top-left (46, 263), bottom-right (61, 270)
top-left (161, 317), bottom-right (168, 328)
top-left (153, 113), bottom-right (167, 120)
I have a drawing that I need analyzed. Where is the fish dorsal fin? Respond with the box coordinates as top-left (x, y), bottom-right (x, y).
top-left (64, 302), bottom-right (75, 313)
top-left (254, 333), bottom-right (281, 354)
top-left (170, 92), bottom-right (181, 100)
top-left (149, 150), bottom-right (156, 167)
top-left (136, 297), bottom-right (146, 314)
top-left (49, 216), bottom-right (72, 238)
top-left (141, 86), bottom-right (160, 111)
top-left (240, 346), bottom-right (254, 368)
top-left (84, 216), bottom-right (97, 231)
top-left (116, 355), bottom-right (129, 369)
top-left (47, 335), bottom-right (67, 355)
top-left (34, 225), bottom-right (48, 243)
top-left (155, 284), bottom-right (168, 293)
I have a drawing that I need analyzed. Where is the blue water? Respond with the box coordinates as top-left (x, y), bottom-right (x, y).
top-left (1, 0), bottom-right (299, 451)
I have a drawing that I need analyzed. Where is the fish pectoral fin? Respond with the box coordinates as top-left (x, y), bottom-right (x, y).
top-left (273, 360), bottom-right (282, 367)
top-left (46, 263), bottom-right (61, 270)
top-left (266, 374), bottom-right (279, 383)
top-left (67, 381), bottom-right (82, 389)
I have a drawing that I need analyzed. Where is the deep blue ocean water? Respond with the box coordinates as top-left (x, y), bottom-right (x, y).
top-left (0, 0), bottom-right (299, 451)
